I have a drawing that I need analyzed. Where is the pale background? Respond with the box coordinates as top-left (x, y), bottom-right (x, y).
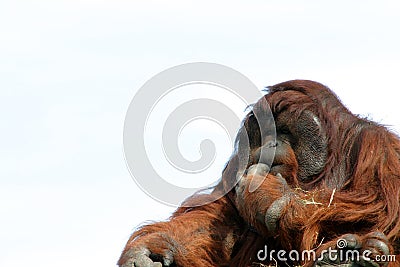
top-left (1, 1), bottom-right (400, 266)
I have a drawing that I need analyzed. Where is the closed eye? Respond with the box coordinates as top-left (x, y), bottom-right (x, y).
top-left (279, 126), bottom-right (291, 135)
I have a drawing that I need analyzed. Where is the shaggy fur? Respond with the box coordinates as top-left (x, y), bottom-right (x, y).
top-left (119, 80), bottom-right (400, 266)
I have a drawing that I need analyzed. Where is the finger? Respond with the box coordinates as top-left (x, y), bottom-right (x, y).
top-left (163, 250), bottom-right (174, 266)
top-left (247, 163), bottom-right (270, 192)
top-left (340, 233), bottom-right (362, 249)
top-left (356, 256), bottom-right (380, 267)
top-left (247, 163), bottom-right (270, 176)
top-left (265, 194), bottom-right (291, 234)
top-left (133, 254), bottom-right (157, 267)
top-left (275, 173), bottom-right (289, 191)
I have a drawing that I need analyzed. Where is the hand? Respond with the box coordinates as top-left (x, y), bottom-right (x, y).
top-left (119, 233), bottom-right (175, 267)
top-left (314, 232), bottom-right (391, 267)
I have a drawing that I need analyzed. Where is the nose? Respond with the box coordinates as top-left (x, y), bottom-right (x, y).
top-left (263, 140), bottom-right (278, 148)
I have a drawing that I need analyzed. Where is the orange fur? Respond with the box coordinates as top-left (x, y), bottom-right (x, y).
top-left (119, 80), bottom-right (400, 266)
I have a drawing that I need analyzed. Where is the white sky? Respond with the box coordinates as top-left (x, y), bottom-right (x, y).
top-left (1, 1), bottom-right (400, 266)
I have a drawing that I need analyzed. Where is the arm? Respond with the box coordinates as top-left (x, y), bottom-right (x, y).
top-left (118, 194), bottom-right (243, 267)
top-left (236, 167), bottom-right (395, 267)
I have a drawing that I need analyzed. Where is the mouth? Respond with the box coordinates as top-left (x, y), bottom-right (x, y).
top-left (246, 163), bottom-right (270, 176)
top-left (242, 162), bottom-right (291, 193)
top-left (246, 162), bottom-right (285, 176)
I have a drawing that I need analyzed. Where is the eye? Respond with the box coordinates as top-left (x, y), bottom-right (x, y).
top-left (279, 125), bottom-right (291, 135)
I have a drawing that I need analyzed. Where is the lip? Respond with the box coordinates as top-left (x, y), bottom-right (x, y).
top-left (269, 164), bottom-right (286, 175)
top-left (246, 163), bottom-right (270, 176)
top-left (244, 162), bottom-right (284, 176)
top-left (270, 163), bottom-right (284, 169)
